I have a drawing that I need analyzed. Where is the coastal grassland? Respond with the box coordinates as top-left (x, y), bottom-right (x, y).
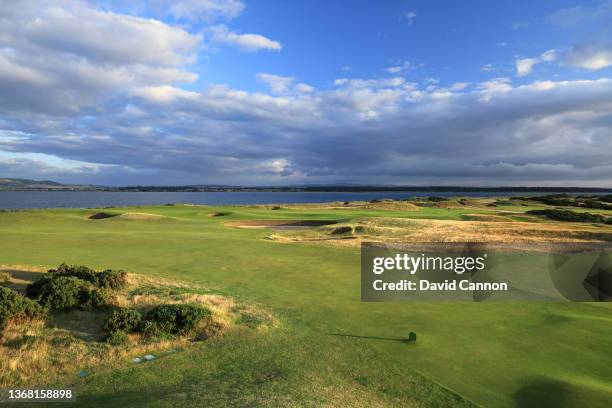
top-left (0, 198), bottom-right (611, 407)
top-left (0, 269), bottom-right (272, 389)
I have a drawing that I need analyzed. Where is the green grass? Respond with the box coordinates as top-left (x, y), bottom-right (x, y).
top-left (1, 204), bottom-right (612, 407)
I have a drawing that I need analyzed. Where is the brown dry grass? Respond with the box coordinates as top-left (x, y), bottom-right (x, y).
top-left (268, 217), bottom-right (612, 248)
top-left (460, 213), bottom-right (514, 222)
top-left (0, 267), bottom-right (274, 388)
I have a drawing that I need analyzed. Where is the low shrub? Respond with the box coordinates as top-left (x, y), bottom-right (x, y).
top-left (0, 286), bottom-right (45, 333)
top-left (428, 196), bottom-right (447, 202)
top-left (144, 304), bottom-right (211, 335)
top-left (48, 264), bottom-right (127, 290)
top-left (104, 307), bottom-right (142, 333)
top-left (527, 209), bottom-right (606, 224)
top-left (79, 287), bottom-right (115, 310)
top-left (106, 330), bottom-right (129, 345)
top-left (139, 320), bottom-right (162, 338)
top-left (48, 263), bottom-right (98, 283)
top-left (26, 276), bottom-right (85, 310)
top-left (95, 269), bottom-right (127, 290)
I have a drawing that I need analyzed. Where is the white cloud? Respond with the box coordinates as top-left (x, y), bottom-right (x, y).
top-left (565, 44), bottom-right (612, 70)
top-left (385, 61), bottom-right (411, 74)
top-left (256, 73), bottom-right (295, 94)
top-left (165, 0), bottom-right (245, 21)
top-left (294, 83), bottom-right (314, 93)
top-left (512, 21), bottom-right (529, 30)
top-left (516, 50), bottom-right (556, 76)
top-left (400, 11), bottom-right (417, 25)
top-left (516, 58), bottom-right (538, 77)
top-left (546, 1), bottom-right (612, 28)
top-left (207, 25), bottom-right (282, 52)
top-left (1, 2), bottom-right (612, 186)
top-left (450, 82), bottom-right (469, 91)
top-left (481, 63), bottom-right (496, 72)
top-left (0, 1), bottom-right (201, 114)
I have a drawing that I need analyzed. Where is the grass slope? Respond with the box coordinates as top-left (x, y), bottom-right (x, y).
top-left (0, 202), bottom-right (611, 407)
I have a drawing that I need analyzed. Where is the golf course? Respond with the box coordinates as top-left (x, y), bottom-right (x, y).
top-left (1, 196), bottom-right (612, 407)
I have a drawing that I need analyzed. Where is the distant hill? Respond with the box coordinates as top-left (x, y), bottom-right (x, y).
top-left (1, 177), bottom-right (612, 193)
top-left (0, 178), bottom-right (98, 191)
top-left (0, 178), bottom-right (61, 187)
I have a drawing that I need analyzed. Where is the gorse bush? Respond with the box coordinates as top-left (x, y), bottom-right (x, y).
top-left (527, 209), bottom-right (607, 224)
top-left (48, 264), bottom-right (127, 290)
top-left (145, 304), bottom-right (211, 335)
top-left (49, 263), bottom-right (97, 282)
top-left (95, 269), bottom-right (128, 290)
top-left (79, 287), bottom-right (115, 310)
top-left (0, 286), bottom-right (45, 333)
top-left (106, 330), bottom-right (129, 345)
top-left (26, 276), bottom-right (85, 310)
top-left (104, 308), bottom-right (142, 333)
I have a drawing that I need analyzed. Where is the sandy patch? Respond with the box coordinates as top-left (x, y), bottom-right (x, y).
top-left (225, 220), bottom-right (337, 230)
top-left (117, 212), bottom-right (167, 220)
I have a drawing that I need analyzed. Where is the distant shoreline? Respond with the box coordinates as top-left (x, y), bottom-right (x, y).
top-left (2, 186), bottom-right (612, 193)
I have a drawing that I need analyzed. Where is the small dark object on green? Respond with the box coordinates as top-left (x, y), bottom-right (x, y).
top-left (407, 332), bottom-right (417, 343)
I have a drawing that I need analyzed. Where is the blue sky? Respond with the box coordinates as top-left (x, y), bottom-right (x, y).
top-left (0, 0), bottom-right (611, 186)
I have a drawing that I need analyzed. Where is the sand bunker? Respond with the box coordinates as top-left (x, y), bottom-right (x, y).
top-left (88, 212), bottom-right (119, 220)
top-left (226, 220), bottom-right (337, 230)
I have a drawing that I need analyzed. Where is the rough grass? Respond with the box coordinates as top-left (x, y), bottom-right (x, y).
top-left (0, 268), bottom-right (273, 389)
top-left (269, 216), bottom-right (612, 247)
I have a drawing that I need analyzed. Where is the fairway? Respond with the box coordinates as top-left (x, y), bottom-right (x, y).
top-left (1, 202), bottom-right (612, 407)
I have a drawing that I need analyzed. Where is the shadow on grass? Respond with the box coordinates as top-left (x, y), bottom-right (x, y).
top-left (513, 378), bottom-right (575, 408)
top-left (1, 269), bottom-right (44, 292)
top-left (49, 310), bottom-right (108, 342)
top-left (327, 332), bottom-right (410, 343)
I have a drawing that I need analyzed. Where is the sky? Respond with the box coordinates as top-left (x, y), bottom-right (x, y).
top-left (0, 0), bottom-right (611, 186)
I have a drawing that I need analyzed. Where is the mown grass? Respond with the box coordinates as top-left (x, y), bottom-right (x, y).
top-left (0, 199), bottom-right (611, 407)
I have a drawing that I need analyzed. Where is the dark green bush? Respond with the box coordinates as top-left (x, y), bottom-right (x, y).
top-left (139, 320), bottom-right (162, 338)
top-left (95, 269), bottom-right (127, 290)
top-left (26, 276), bottom-right (85, 310)
top-left (0, 287), bottom-right (45, 333)
top-left (106, 330), bottom-right (129, 345)
top-left (527, 209), bottom-right (606, 224)
top-left (144, 304), bottom-right (211, 335)
top-left (104, 308), bottom-right (142, 333)
top-left (48, 263), bottom-right (98, 283)
top-left (48, 264), bottom-right (127, 290)
top-left (79, 287), bottom-right (115, 310)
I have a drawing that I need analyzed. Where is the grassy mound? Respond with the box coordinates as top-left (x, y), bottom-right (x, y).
top-left (0, 267), bottom-right (274, 388)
